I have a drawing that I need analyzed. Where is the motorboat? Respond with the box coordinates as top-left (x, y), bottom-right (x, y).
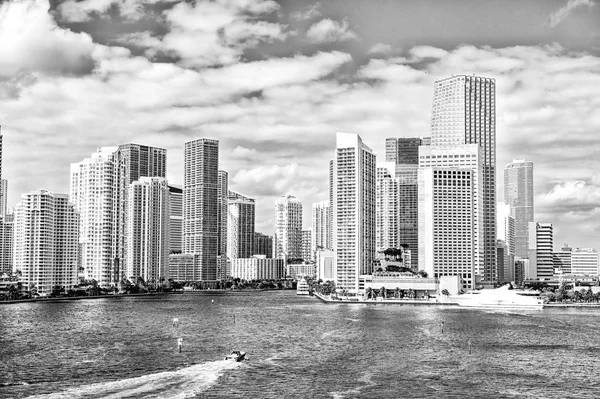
top-left (450, 284), bottom-right (544, 309)
top-left (224, 350), bottom-right (246, 362)
top-left (296, 277), bottom-right (310, 295)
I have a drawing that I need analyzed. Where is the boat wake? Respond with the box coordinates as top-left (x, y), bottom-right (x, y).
top-left (26, 360), bottom-right (242, 399)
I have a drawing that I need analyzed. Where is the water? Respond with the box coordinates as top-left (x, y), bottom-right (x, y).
top-left (1, 291), bottom-right (600, 398)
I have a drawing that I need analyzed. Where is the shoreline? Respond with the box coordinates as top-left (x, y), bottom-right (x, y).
top-left (312, 292), bottom-right (457, 306)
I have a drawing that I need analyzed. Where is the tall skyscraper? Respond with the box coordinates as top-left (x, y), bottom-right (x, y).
top-left (0, 214), bottom-right (13, 275)
top-left (274, 195), bottom-right (303, 260)
top-left (227, 191), bottom-right (255, 259)
top-left (301, 230), bottom-right (312, 262)
top-left (125, 177), bottom-right (170, 284)
top-left (376, 162), bottom-right (398, 252)
top-left (430, 75), bottom-right (497, 283)
top-left (184, 138), bottom-right (219, 281)
top-left (254, 232), bottom-right (273, 258)
top-left (217, 170), bottom-right (228, 280)
top-left (497, 202), bottom-right (515, 282)
top-left (70, 147), bottom-right (119, 287)
top-left (168, 185), bottom-right (183, 254)
top-left (13, 190), bottom-right (79, 296)
top-left (528, 222), bottom-right (553, 279)
top-left (333, 132), bottom-right (376, 293)
top-left (311, 201), bottom-right (331, 254)
top-left (504, 159), bottom-right (534, 259)
top-left (0, 179), bottom-right (7, 218)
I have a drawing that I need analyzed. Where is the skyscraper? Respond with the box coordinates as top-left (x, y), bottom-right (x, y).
top-left (13, 190), bottom-right (79, 296)
top-left (430, 75), bottom-right (497, 283)
top-left (0, 214), bottom-right (13, 275)
top-left (70, 147), bottom-right (119, 287)
top-left (254, 232), bottom-right (273, 258)
top-left (497, 202), bottom-right (515, 282)
top-left (274, 195), bottom-right (303, 260)
top-left (184, 138), bottom-right (219, 281)
top-left (168, 185), bottom-right (183, 254)
top-left (528, 222), bottom-right (553, 279)
top-left (217, 170), bottom-right (228, 280)
top-left (333, 132), bottom-right (376, 293)
top-left (125, 177), bottom-right (170, 284)
top-left (311, 200), bottom-right (331, 254)
top-left (376, 162), bottom-right (398, 253)
top-left (227, 191), bottom-right (255, 259)
top-left (301, 230), bottom-right (312, 262)
top-left (0, 179), bottom-right (7, 218)
top-left (504, 159), bottom-right (534, 259)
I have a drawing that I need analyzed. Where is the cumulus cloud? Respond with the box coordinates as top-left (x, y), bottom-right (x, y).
top-left (368, 43), bottom-right (393, 55)
top-left (0, 0), bottom-right (96, 77)
top-left (57, 0), bottom-right (178, 22)
top-left (549, 0), bottom-right (595, 27)
top-left (538, 180), bottom-right (600, 214)
top-left (290, 3), bottom-right (321, 21)
top-left (306, 19), bottom-right (357, 44)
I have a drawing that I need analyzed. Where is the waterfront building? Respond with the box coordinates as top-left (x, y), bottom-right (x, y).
top-left (528, 222), bottom-right (553, 279)
top-left (70, 147), bottom-right (119, 287)
top-left (168, 253), bottom-right (197, 282)
top-left (332, 132), bottom-right (376, 293)
top-left (570, 248), bottom-right (599, 275)
top-left (311, 200), bottom-right (331, 254)
top-left (418, 167), bottom-right (476, 290)
top-left (288, 262), bottom-right (316, 279)
top-left (168, 185), bottom-right (183, 254)
top-left (0, 214), bottom-right (13, 275)
top-left (183, 138), bottom-right (219, 281)
top-left (316, 249), bottom-right (335, 282)
top-left (497, 202), bottom-right (515, 282)
top-left (553, 244), bottom-right (572, 274)
top-left (254, 232), bottom-right (273, 258)
top-left (274, 195), bottom-right (303, 260)
top-left (217, 171), bottom-right (228, 280)
top-left (13, 190), bottom-right (79, 296)
top-left (376, 162), bottom-right (398, 253)
top-left (125, 177), bottom-right (170, 284)
top-left (230, 255), bottom-right (285, 281)
top-left (430, 75), bottom-right (497, 283)
top-left (504, 160), bottom-right (534, 259)
top-left (227, 191), bottom-right (255, 259)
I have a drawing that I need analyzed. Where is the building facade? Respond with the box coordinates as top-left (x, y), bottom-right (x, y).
top-left (125, 177), bottom-right (170, 284)
top-left (13, 190), bottom-right (79, 296)
top-left (0, 214), bottom-right (13, 275)
top-left (254, 232), bottom-right (273, 258)
top-left (504, 160), bottom-right (534, 259)
top-left (311, 200), bottom-right (331, 254)
top-left (528, 222), bottom-right (553, 279)
top-left (301, 230), bottom-right (312, 262)
top-left (376, 162), bottom-right (398, 253)
top-left (571, 248), bottom-right (599, 275)
top-left (274, 195), bottom-right (303, 260)
top-left (333, 132), bottom-right (376, 293)
top-left (230, 256), bottom-right (285, 281)
top-left (430, 75), bottom-right (497, 283)
top-left (217, 170), bottom-right (228, 280)
top-left (168, 185), bottom-right (183, 254)
top-left (183, 138), bottom-right (219, 281)
top-left (227, 191), bottom-right (255, 260)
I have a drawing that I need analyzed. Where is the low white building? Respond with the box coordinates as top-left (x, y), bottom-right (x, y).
top-left (231, 255), bottom-right (285, 281)
top-left (316, 249), bottom-right (335, 282)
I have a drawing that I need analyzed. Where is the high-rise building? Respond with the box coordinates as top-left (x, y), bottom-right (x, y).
top-left (528, 222), bottom-right (553, 279)
top-left (227, 191), bottom-right (255, 259)
top-left (571, 248), bottom-right (599, 275)
top-left (168, 185), bottom-right (183, 254)
top-left (418, 144), bottom-right (483, 288)
top-left (301, 230), bottom-right (312, 262)
top-left (311, 201), bottom-right (331, 255)
top-left (430, 75), bottom-right (497, 283)
top-left (13, 190), bottom-right (79, 296)
top-left (376, 162), bottom-right (398, 253)
top-left (70, 147), bottom-right (119, 287)
top-left (0, 214), bottom-right (13, 275)
top-left (497, 202), bottom-right (515, 282)
top-left (125, 177), bottom-right (170, 284)
top-left (217, 171), bottom-right (228, 280)
top-left (184, 138), bottom-right (219, 281)
top-left (418, 168), bottom-right (475, 289)
top-left (254, 232), bottom-right (273, 258)
top-left (504, 160), bottom-right (534, 259)
top-left (274, 195), bottom-right (303, 260)
top-left (333, 132), bottom-right (376, 293)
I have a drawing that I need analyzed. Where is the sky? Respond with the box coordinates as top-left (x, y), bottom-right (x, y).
top-left (1, 0), bottom-right (600, 250)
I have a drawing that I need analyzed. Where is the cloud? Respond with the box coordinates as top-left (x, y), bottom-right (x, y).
top-left (368, 43), bottom-right (393, 56)
top-left (231, 146), bottom-right (257, 160)
top-left (290, 3), bottom-right (321, 21)
top-left (306, 19), bottom-right (357, 44)
top-left (56, 0), bottom-right (178, 22)
top-left (538, 180), bottom-right (600, 214)
top-left (549, 0), bottom-right (595, 27)
top-left (0, 0), bottom-right (96, 77)
top-left (146, 0), bottom-right (287, 68)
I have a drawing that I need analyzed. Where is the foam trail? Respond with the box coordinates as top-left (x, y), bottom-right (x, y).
top-left (27, 360), bottom-right (241, 399)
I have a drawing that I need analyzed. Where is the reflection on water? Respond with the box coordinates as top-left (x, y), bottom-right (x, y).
top-left (1, 292), bottom-right (600, 398)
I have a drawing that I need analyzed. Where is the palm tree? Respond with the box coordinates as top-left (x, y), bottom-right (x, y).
top-left (380, 286), bottom-right (386, 299)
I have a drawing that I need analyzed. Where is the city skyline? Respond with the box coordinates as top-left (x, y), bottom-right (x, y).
top-left (1, 0), bottom-right (600, 249)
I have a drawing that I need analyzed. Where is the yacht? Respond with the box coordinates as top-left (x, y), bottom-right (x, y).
top-left (450, 284), bottom-right (544, 309)
top-left (296, 277), bottom-right (310, 296)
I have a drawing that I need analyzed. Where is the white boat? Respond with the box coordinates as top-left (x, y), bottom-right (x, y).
top-left (450, 285), bottom-right (544, 309)
top-left (296, 277), bottom-right (310, 296)
top-left (224, 350), bottom-right (246, 362)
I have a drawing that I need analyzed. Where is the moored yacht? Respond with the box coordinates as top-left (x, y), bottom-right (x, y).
top-left (296, 277), bottom-right (310, 296)
top-left (450, 284), bottom-right (544, 309)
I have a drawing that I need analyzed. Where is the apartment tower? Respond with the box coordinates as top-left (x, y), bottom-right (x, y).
top-left (504, 160), bottom-right (534, 259)
top-left (227, 191), bottom-right (255, 260)
top-left (311, 201), bottom-right (332, 254)
top-left (274, 195), bottom-right (303, 260)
